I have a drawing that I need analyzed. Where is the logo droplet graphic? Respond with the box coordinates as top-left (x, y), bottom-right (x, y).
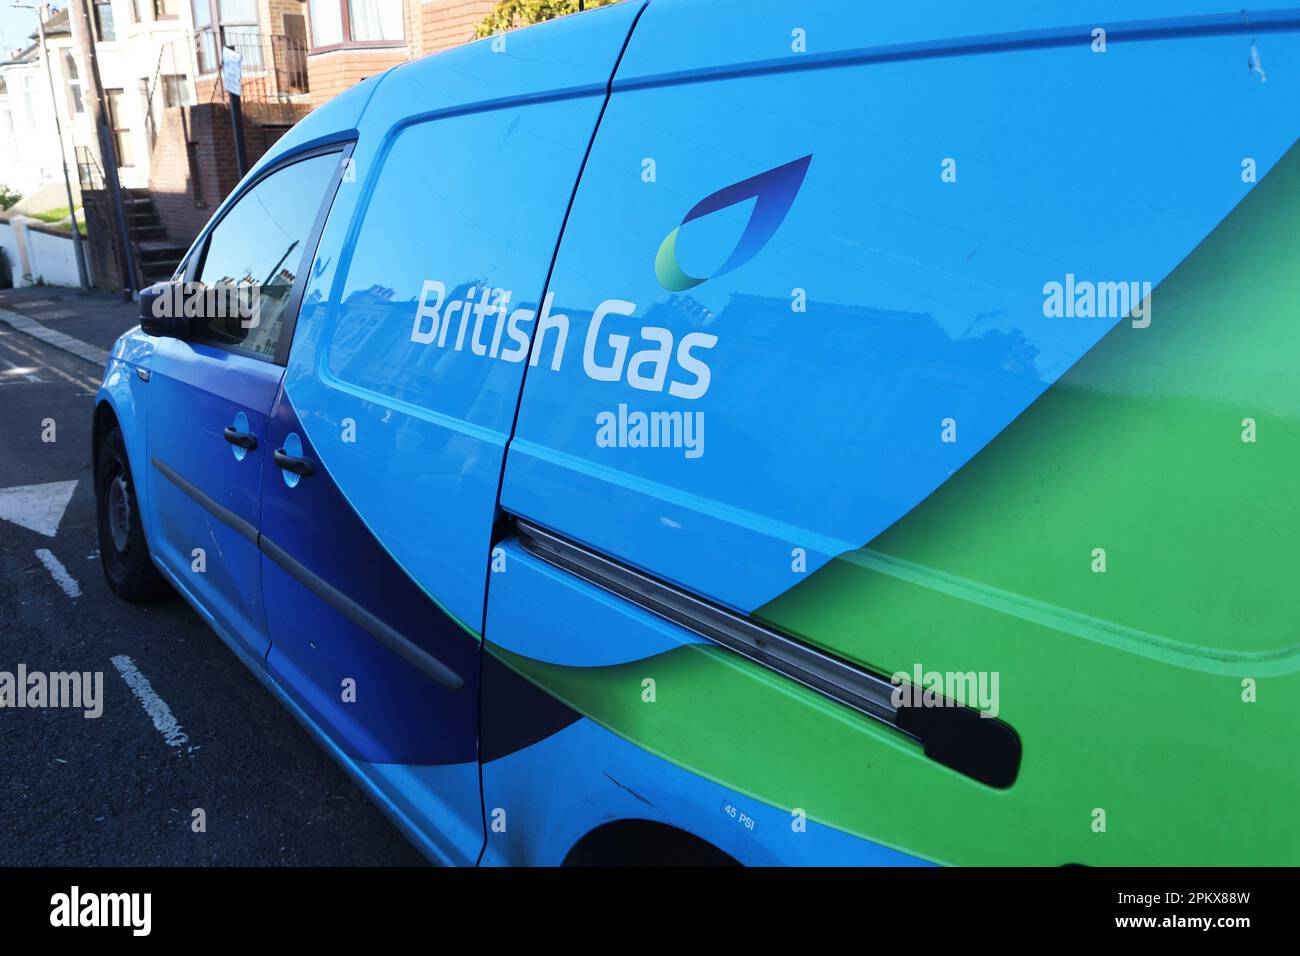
top-left (655, 154), bottom-right (812, 292)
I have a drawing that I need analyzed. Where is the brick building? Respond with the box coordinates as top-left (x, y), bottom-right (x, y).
top-left (7, 0), bottom-right (501, 290)
top-left (146, 0), bottom-right (497, 251)
top-left (304, 1), bottom-right (495, 105)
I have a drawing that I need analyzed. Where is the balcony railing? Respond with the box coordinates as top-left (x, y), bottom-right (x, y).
top-left (195, 28), bottom-right (310, 99)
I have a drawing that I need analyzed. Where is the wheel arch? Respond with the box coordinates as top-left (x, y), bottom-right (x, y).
top-left (92, 398), bottom-right (120, 475)
top-left (562, 818), bottom-right (740, 867)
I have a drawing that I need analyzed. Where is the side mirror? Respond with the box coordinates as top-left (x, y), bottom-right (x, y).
top-left (139, 282), bottom-right (191, 338)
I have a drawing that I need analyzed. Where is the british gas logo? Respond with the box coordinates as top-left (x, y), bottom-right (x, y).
top-left (409, 284), bottom-right (717, 399)
top-left (407, 156), bottom-right (812, 400)
top-left (654, 154), bottom-right (812, 291)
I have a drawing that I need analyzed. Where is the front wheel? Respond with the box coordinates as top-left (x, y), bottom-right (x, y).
top-left (96, 426), bottom-right (169, 603)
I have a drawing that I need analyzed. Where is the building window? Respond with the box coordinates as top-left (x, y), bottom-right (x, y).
top-left (193, 0), bottom-right (263, 74)
top-left (0, 109), bottom-right (16, 161)
top-left (63, 50), bottom-right (85, 115)
top-left (309, 0), bottom-right (404, 49)
top-left (105, 88), bottom-right (134, 167)
top-left (154, 0), bottom-right (179, 18)
top-left (94, 1), bottom-right (117, 41)
top-left (161, 74), bottom-right (187, 107)
top-left (22, 74), bottom-right (39, 128)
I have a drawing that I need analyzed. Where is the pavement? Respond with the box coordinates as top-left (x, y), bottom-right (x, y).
top-left (0, 285), bottom-right (139, 354)
top-left (0, 286), bottom-right (426, 866)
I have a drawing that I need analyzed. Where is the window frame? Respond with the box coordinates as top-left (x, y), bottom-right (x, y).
top-left (93, 0), bottom-right (118, 42)
top-left (192, 0), bottom-right (262, 75)
top-left (104, 87), bottom-right (133, 167)
top-left (62, 50), bottom-right (85, 116)
top-left (181, 140), bottom-right (355, 366)
top-left (308, 0), bottom-right (406, 53)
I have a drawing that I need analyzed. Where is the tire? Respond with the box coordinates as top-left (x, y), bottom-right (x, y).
top-left (96, 426), bottom-right (169, 603)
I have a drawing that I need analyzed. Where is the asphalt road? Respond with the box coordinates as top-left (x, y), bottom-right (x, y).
top-left (0, 321), bottom-right (426, 866)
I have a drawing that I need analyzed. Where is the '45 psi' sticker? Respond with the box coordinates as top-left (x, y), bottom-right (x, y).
top-left (721, 799), bottom-right (758, 832)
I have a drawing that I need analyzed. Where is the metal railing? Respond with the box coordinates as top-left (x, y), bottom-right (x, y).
top-left (272, 34), bottom-right (309, 94)
top-left (143, 36), bottom-right (194, 152)
top-left (197, 28), bottom-right (310, 100)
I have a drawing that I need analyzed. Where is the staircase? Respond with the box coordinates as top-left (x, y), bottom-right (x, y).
top-left (124, 189), bottom-right (188, 286)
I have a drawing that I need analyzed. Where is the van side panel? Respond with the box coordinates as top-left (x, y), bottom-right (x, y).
top-left (279, 0), bottom-right (644, 632)
top-left (254, 2), bottom-right (644, 865)
top-left (502, 2), bottom-right (1300, 614)
top-left (488, 1), bottom-right (1300, 863)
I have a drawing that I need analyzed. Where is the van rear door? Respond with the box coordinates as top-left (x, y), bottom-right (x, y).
top-left (492, 0), bottom-right (1300, 864)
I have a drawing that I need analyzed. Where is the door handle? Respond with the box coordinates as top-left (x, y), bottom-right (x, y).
top-left (223, 427), bottom-right (258, 450)
top-left (273, 448), bottom-right (313, 477)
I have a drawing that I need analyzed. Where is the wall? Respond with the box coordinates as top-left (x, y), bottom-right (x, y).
top-left (0, 218), bottom-right (83, 287)
top-left (306, 46), bottom-right (409, 105)
top-left (418, 0), bottom-right (497, 56)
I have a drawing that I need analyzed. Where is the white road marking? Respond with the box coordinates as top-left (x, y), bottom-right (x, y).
top-left (110, 655), bottom-right (191, 751)
top-left (0, 480), bottom-right (78, 537)
top-left (0, 333), bottom-right (101, 391)
top-left (34, 548), bottom-right (81, 598)
top-left (0, 356), bottom-right (45, 384)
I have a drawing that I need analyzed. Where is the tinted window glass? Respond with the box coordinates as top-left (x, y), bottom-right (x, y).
top-left (195, 152), bottom-right (338, 358)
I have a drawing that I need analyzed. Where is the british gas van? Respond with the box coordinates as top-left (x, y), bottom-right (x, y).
top-left (94, 0), bottom-right (1300, 865)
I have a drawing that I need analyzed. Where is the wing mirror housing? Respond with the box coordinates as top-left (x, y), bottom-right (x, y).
top-left (139, 281), bottom-right (192, 338)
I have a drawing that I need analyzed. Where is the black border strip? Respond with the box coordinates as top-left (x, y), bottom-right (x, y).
top-left (514, 519), bottom-right (1020, 789)
top-left (150, 456), bottom-right (258, 544)
top-left (149, 456), bottom-right (464, 692)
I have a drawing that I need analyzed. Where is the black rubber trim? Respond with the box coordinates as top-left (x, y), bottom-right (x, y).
top-left (151, 456), bottom-right (258, 544)
top-left (149, 455), bottom-right (464, 692)
top-left (515, 519), bottom-right (1020, 789)
top-left (258, 534), bottom-right (464, 691)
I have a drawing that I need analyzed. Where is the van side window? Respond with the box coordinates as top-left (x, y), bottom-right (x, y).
top-left (192, 151), bottom-right (339, 359)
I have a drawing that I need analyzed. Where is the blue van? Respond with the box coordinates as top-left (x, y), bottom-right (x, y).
top-left (94, 0), bottom-right (1300, 866)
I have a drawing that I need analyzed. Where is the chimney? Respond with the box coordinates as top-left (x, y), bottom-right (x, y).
top-left (38, 3), bottom-right (51, 23)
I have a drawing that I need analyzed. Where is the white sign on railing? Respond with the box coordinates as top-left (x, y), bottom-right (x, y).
top-left (221, 47), bottom-right (242, 98)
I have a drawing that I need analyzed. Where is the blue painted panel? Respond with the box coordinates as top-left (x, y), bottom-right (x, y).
top-left (153, 545), bottom-right (482, 867)
top-left (501, 9), bottom-right (1300, 613)
top-left (358, 0), bottom-right (643, 132)
top-left (487, 540), bottom-right (705, 667)
top-left (145, 338), bottom-right (281, 657)
top-left (260, 392), bottom-right (481, 767)
top-left (614, 0), bottom-right (1300, 81)
top-left (481, 715), bottom-right (931, 866)
top-left (282, 6), bottom-right (641, 629)
top-left (98, 329), bottom-right (156, 540)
